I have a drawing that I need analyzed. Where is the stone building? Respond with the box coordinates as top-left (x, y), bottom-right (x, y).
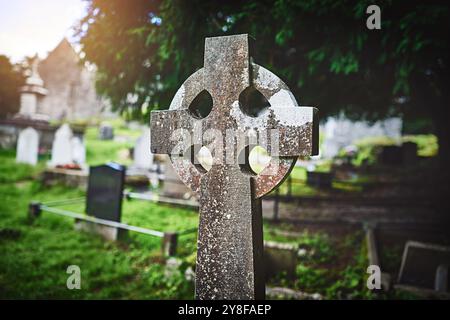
top-left (36, 38), bottom-right (107, 120)
top-left (0, 39), bottom-right (103, 148)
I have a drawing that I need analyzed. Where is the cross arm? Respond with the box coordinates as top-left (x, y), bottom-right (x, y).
top-left (257, 106), bottom-right (319, 157)
top-left (150, 109), bottom-right (201, 156)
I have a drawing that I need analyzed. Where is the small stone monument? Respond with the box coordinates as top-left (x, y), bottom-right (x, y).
top-left (99, 123), bottom-right (114, 140)
top-left (50, 124), bottom-right (73, 166)
top-left (16, 127), bottom-right (39, 165)
top-left (161, 156), bottom-right (193, 199)
top-left (133, 128), bottom-right (154, 170)
top-left (71, 137), bottom-right (86, 165)
top-left (17, 55), bottom-right (48, 118)
top-left (151, 34), bottom-right (318, 299)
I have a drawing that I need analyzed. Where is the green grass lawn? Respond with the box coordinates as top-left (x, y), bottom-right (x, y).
top-left (0, 149), bottom-right (197, 299)
top-left (0, 122), bottom-right (417, 299)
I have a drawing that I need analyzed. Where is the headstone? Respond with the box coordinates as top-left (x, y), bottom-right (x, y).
top-left (380, 145), bottom-right (403, 165)
top-left (162, 156), bottom-right (193, 199)
top-left (71, 137), bottom-right (86, 165)
top-left (321, 115), bottom-right (402, 159)
top-left (307, 171), bottom-right (333, 188)
top-left (264, 241), bottom-right (298, 280)
top-left (76, 163), bottom-right (126, 241)
top-left (86, 163), bottom-right (126, 221)
top-left (133, 128), bottom-right (154, 170)
top-left (398, 241), bottom-right (450, 292)
top-left (99, 123), bottom-right (114, 140)
top-left (50, 124), bottom-right (73, 166)
top-left (402, 142), bottom-right (418, 164)
top-left (150, 34), bottom-right (318, 299)
top-left (16, 127), bottom-right (39, 165)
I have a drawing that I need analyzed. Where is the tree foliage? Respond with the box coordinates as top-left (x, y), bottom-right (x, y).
top-left (77, 0), bottom-right (450, 160)
top-left (0, 55), bottom-right (24, 118)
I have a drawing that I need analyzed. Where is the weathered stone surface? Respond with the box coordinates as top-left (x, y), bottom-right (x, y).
top-left (150, 34), bottom-right (318, 300)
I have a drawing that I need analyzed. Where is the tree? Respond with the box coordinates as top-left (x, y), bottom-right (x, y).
top-left (77, 0), bottom-right (450, 164)
top-left (0, 55), bottom-right (24, 118)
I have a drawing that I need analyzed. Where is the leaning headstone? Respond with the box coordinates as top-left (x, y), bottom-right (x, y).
top-left (402, 142), bottom-right (418, 164)
top-left (133, 128), bottom-right (154, 170)
top-left (264, 241), bottom-right (298, 280)
top-left (151, 34), bottom-right (318, 299)
top-left (99, 123), bottom-right (114, 140)
top-left (71, 137), bottom-right (86, 165)
top-left (16, 127), bottom-right (39, 165)
top-left (398, 241), bottom-right (450, 292)
top-left (50, 124), bottom-right (73, 166)
top-left (75, 163), bottom-right (126, 241)
top-left (307, 171), bottom-right (333, 188)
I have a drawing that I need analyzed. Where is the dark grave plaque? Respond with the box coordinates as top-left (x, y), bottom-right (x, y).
top-left (306, 171), bottom-right (333, 188)
top-left (398, 241), bottom-right (450, 291)
top-left (86, 163), bottom-right (126, 222)
top-left (380, 145), bottom-right (403, 165)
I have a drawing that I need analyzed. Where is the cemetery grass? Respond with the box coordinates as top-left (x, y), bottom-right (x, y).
top-left (0, 149), bottom-right (196, 299)
top-left (0, 143), bottom-right (412, 299)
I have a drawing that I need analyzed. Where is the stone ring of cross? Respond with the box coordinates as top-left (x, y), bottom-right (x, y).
top-left (151, 34), bottom-right (318, 299)
top-left (151, 34), bottom-right (318, 199)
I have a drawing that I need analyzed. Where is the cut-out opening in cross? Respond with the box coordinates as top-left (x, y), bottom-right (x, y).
top-left (238, 86), bottom-right (271, 118)
top-left (178, 142), bottom-right (271, 177)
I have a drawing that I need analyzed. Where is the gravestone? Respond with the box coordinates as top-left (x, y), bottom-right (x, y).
top-left (76, 163), bottom-right (126, 241)
top-left (321, 115), bottom-right (402, 159)
top-left (264, 241), bottom-right (298, 280)
top-left (16, 127), bottom-right (39, 165)
top-left (398, 241), bottom-right (450, 292)
top-left (307, 171), bottom-right (333, 188)
top-left (133, 128), bottom-right (154, 170)
top-left (162, 156), bottom-right (193, 199)
top-left (99, 123), bottom-right (114, 140)
top-left (50, 124), bottom-right (73, 166)
top-left (381, 142), bottom-right (418, 166)
top-left (402, 141), bottom-right (418, 164)
top-left (380, 145), bottom-right (403, 165)
top-left (71, 137), bottom-right (86, 165)
top-left (151, 34), bottom-right (318, 299)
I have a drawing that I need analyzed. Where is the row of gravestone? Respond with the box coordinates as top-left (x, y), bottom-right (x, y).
top-left (16, 124), bottom-right (156, 171)
top-left (16, 124), bottom-right (85, 166)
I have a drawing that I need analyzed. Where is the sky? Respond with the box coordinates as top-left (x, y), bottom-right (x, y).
top-left (0, 0), bottom-right (88, 62)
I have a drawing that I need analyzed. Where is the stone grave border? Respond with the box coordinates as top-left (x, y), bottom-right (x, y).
top-left (28, 195), bottom-right (197, 256)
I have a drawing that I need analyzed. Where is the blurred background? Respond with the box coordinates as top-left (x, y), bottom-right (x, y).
top-left (0, 0), bottom-right (449, 299)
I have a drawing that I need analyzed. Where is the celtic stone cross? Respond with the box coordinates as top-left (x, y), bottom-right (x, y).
top-left (150, 34), bottom-right (318, 299)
